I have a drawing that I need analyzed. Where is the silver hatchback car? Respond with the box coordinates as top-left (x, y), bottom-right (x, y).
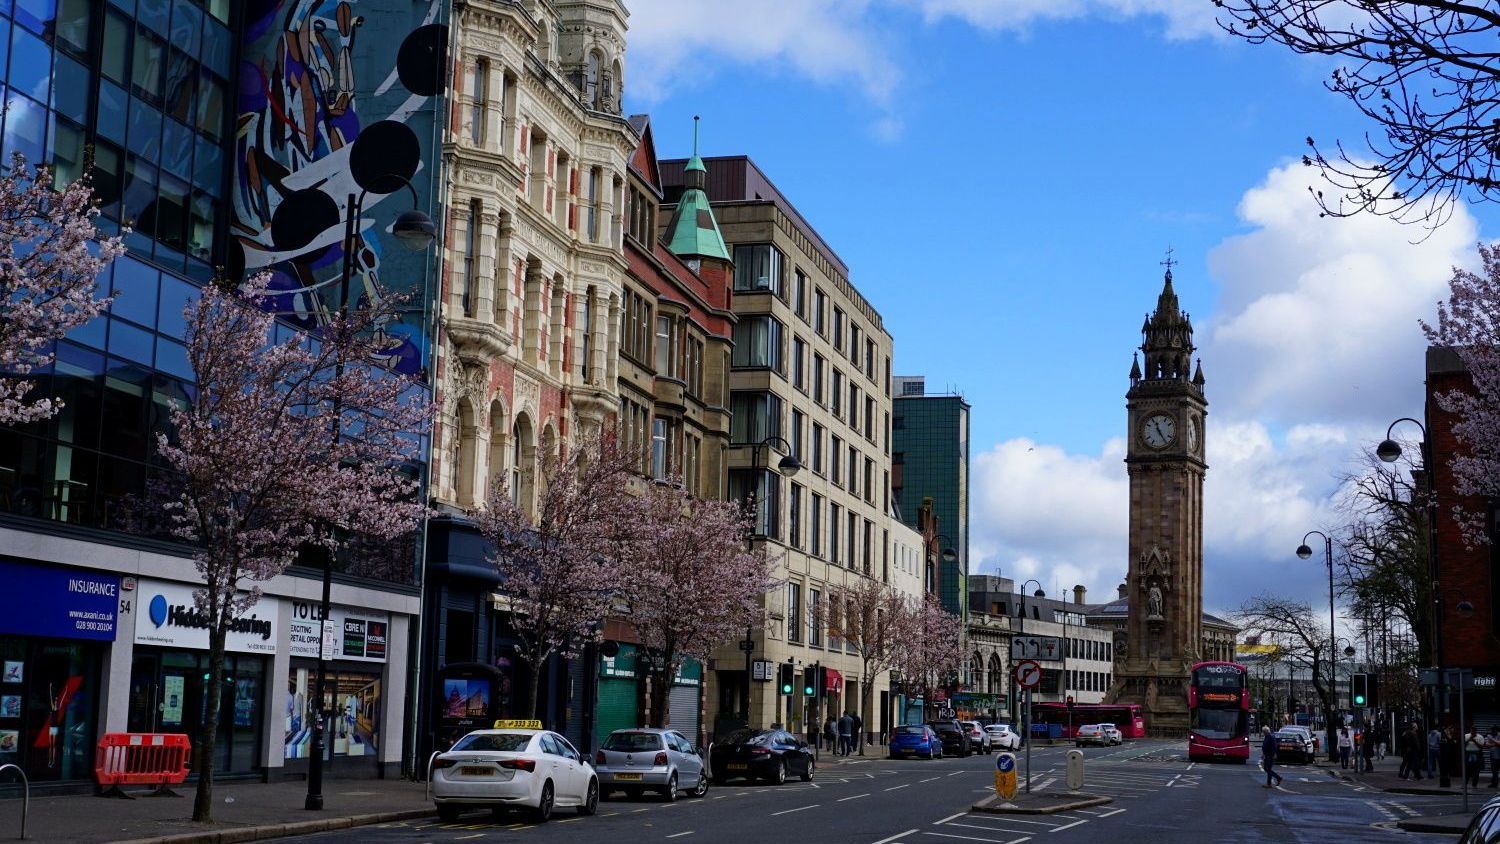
top-left (593, 728), bottom-right (708, 801)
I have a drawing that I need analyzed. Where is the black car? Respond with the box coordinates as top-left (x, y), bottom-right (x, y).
top-left (709, 729), bottom-right (815, 784)
top-left (926, 721), bottom-right (972, 758)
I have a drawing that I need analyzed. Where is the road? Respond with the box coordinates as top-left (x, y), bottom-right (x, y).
top-left (272, 740), bottom-right (1472, 843)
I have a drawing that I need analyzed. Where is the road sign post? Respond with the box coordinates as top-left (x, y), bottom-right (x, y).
top-left (1025, 688), bottom-right (1032, 793)
top-left (1012, 659), bottom-right (1042, 795)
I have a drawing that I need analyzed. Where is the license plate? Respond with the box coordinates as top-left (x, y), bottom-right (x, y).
top-left (728, 763), bottom-right (748, 771)
top-left (460, 766), bottom-right (491, 776)
top-left (614, 773), bottom-right (642, 781)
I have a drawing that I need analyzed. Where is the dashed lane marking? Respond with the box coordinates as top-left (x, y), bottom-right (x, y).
top-left (666, 833), bottom-right (695, 839)
top-left (838, 793), bottom-right (872, 802)
top-left (770, 804), bottom-right (820, 816)
top-left (886, 783), bottom-right (911, 791)
top-left (1048, 820), bottom-right (1087, 833)
top-left (1098, 809), bottom-right (1126, 818)
top-left (933, 812), bottom-right (969, 825)
top-left (923, 832), bottom-right (1031, 843)
top-left (871, 829), bottom-right (919, 844)
top-left (454, 836), bottom-right (485, 841)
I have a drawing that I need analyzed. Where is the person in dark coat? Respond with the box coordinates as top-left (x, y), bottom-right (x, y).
top-left (851, 710), bottom-right (864, 755)
top-left (837, 713), bottom-right (854, 756)
top-left (1361, 726), bottom-right (1377, 772)
top-left (1441, 725), bottom-right (1460, 788)
top-left (1260, 726), bottom-right (1283, 788)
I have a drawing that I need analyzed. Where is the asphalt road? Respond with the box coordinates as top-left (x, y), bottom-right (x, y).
top-left (270, 740), bottom-right (1472, 843)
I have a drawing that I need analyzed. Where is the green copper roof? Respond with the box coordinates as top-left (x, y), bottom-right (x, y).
top-left (665, 186), bottom-right (730, 261)
top-left (684, 153), bottom-right (706, 173)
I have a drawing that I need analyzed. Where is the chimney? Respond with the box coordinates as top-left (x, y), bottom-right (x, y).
top-left (1073, 585), bottom-right (1087, 606)
top-left (1117, 582), bottom-right (1127, 600)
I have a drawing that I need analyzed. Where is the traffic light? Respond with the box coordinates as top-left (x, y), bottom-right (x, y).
top-left (778, 662), bottom-right (795, 696)
top-left (803, 665), bottom-right (817, 697)
top-left (1368, 674), bottom-right (1381, 709)
top-left (1352, 673), bottom-right (1369, 707)
top-left (1066, 695), bottom-right (1075, 710)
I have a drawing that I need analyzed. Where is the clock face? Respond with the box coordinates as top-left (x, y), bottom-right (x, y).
top-left (1141, 413), bottom-right (1176, 449)
top-left (1187, 417), bottom-right (1200, 454)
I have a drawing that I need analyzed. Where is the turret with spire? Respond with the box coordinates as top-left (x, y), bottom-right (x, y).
top-left (664, 116), bottom-right (730, 267)
top-left (1136, 253), bottom-right (1201, 391)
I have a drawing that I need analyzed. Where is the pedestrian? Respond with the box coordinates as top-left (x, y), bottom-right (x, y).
top-left (1429, 725), bottom-right (1443, 779)
top-left (823, 715), bottom-right (837, 752)
top-left (1361, 726), bottom-right (1377, 773)
top-left (1396, 724), bottom-right (1413, 779)
top-left (1337, 726), bottom-right (1353, 769)
top-left (1260, 726), bottom-right (1283, 788)
top-left (851, 710), bottom-right (864, 756)
top-left (1441, 725), bottom-right (1459, 788)
top-left (1486, 726), bottom-right (1500, 788)
top-left (1376, 724), bottom-right (1387, 761)
top-left (838, 712), bottom-right (853, 756)
top-left (1407, 723), bottom-right (1426, 781)
top-left (1465, 726), bottom-right (1484, 788)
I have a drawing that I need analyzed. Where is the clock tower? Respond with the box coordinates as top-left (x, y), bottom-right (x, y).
top-left (1114, 262), bottom-right (1206, 734)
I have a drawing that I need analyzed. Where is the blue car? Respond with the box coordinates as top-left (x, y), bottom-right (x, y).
top-left (888, 724), bottom-right (943, 759)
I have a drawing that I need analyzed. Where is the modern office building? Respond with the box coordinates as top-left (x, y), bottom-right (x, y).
top-left (0, 0), bottom-right (438, 787)
top-left (892, 376), bottom-right (970, 616)
top-left (660, 154), bottom-right (914, 742)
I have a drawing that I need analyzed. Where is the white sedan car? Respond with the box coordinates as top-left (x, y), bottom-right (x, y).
top-left (1097, 723), bottom-right (1124, 745)
top-left (983, 723), bottom-right (1023, 751)
top-left (432, 728), bottom-right (599, 822)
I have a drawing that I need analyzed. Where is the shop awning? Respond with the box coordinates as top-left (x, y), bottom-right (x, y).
top-left (825, 668), bottom-right (843, 693)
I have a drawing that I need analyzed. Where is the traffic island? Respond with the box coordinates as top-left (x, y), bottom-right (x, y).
top-left (971, 792), bottom-right (1113, 815)
top-left (1395, 812), bottom-right (1476, 835)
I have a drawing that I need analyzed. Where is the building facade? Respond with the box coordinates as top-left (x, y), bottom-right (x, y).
top-left (892, 376), bottom-right (970, 617)
top-left (968, 576), bottom-right (1114, 717)
top-left (659, 155), bottom-right (907, 742)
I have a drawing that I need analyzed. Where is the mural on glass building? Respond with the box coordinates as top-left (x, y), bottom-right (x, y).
top-left (232, 0), bottom-right (448, 375)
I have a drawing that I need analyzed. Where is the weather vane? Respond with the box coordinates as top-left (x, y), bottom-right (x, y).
top-left (1160, 245), bottom-right (1178, 272)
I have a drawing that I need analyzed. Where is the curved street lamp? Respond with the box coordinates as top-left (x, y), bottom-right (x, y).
top-left (1296, 529), bottom-right (1338, 761)
top-left (739, 435), bottom-right (802, 726)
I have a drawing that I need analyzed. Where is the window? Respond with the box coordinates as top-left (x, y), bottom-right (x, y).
top-left (849, 324), bottom-right (861, 365)
top-left (831, 436), bottom-right (842, 484)
top-left (808, 589), bottom-right (822, 646)
top-left (813, 355), bottom-right (826, 404)
top-left (684, 336), bottom-right (704, 397)
top-left (730, 469), bottom-right (780, 538)
top-left (793, 270), bottom-right (808, 319)
top-left (622, 290), bottom-right (652, 363)
top-left (814, 289), bottom-right (827, 335)
top-left (810, 494), bottom-right (823, 556)
top-left (866, 339), bottom-right (876, 380)
top-left (791, 410), bottom-right (805, 460)
top-left (792, 337), bottom-right (806, 390)
top-left (650, 417), bottom-right (672, 480)
top-left (829, 504), bottom-right (841, 563)
top-left (731, 316), bottom-right (784, 372)
top-left (587, 167), bottom-right (601, 242)
top-left (787, 583), bottom-right (802, 643)
top-left (885, 356), bottom-right (892, 397)
top-left (864, 457), bottom-right (874, 503)
top-left (848, 512), bottom-right (858, 572)
top-left (470, 58), bottom-right (488, 144)
top-left (850, 384), bottom-right (860, 430)
top-left (811, 424), bottom-right (824, 473)
top-left (730, 392), bottom-right (782, 444)
top-left (462, 200), bottom-right (480, 317)
top-left (683, 433), bottom-right (702, 495)
top-left (733, 244), bottom-right (784, 296)
top-left (847, 445), bottom-right (858, 496)
top-left (865, 398), bottom-right (876, 440)
top-left (789, 483), bottom-right (803, 548)
top-left (655, 315), bottom-right (674, 376)
top-left (833, 308), bottom-right (844, 352)
top-left (832, 370), bottom-right (843, 417)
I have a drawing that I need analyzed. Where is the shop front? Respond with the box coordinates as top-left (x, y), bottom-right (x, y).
top-left (0, 557), bottom-right (118, 782)
top-left (130, 579), bottom-right (278, 776)
top-left (283, 600), bottom-right (388, 775)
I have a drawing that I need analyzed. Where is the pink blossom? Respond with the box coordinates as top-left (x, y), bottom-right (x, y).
top-left (892, 596), bottom-right (963, 704)
top-left (0, 154), bottom-right (123, 423)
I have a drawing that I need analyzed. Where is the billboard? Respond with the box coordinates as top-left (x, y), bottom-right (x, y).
top-left (232, 1), bottom-right (449, 376)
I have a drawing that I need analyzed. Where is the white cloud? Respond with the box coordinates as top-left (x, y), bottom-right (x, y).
top-left (971, 162), bottom-right (1482, 616)
top-left (903, 0), bottom-right (1221, 39)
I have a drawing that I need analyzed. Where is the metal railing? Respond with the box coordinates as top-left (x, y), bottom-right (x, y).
top-left (0, 764), bottom-right (28, 839)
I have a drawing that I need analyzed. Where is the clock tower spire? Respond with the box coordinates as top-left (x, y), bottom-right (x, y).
top-left (1113, 255), bottom-right (1208, 735)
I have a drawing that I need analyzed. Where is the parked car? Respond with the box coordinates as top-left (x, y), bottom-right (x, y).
top-left (431, 728), bottom-right (598, 822)
top-left (1097, 723), bottom-right (1124, 745)
top-left (593, 728), bottom-right (707, 802)
top-left (1074, 724), bottom-right (1110, 747)
top-left (709, 728), bottom-right (815, 784)
top-left (960, 721), bottom-right (993, 754)
top-left (1275, 726), bottom-right (1316, 763)
top-left (984, 723), bottom-right (1023, 751)
top-left (888, 724), bottom-right (943, 759)
top-left (1458, 793), bottom-right (1500, 843)
top-left (926, 720), bottom-right (972, 757)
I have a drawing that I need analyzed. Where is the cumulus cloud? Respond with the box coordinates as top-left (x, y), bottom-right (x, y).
top-left (971, 162), bottom-right (1482, 616)
top-left (903, 0), bottom-right (1221, 40)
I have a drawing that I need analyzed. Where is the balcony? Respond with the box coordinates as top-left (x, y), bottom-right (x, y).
top-left (446, 313), bottom-right (511, 363)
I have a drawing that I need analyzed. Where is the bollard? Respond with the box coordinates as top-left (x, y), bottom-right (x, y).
top-left (995, 752), bottom-right (1017, 801)
top-left (1066, 749), bottom-right (1085, 792)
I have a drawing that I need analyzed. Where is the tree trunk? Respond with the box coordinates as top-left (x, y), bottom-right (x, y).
top-left (860, 670), bottom-right (876, 754)
top-left (192, 626), bottom-right (228, 822)
top-left (523, 652), bottom-right (544, 725)
top-left (649, 665), bottom-right (672, 729)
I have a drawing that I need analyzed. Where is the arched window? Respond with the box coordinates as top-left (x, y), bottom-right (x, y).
top-left (988, 653), bottom-right (1004, 694)
top-left (584, 51), bottom-right (601, 108)
top-left (455, 400), bottom-right (477, 506)
top-left (511, 414), bottom-right (535, 511)
top-left (486, 401), bottom-right (506, 502)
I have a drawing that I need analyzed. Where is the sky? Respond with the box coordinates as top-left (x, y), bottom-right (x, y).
top-left (622, 0), bottom-right (1497, 619)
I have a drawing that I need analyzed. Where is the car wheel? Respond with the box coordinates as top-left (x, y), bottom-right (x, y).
top-left (691, 771), bottom-right (709, 798)
top-left (936, 746), bottom-right (944, 759)
top-left (436, 804), bottom-right (462, 822)
top-left (773, 759), bottom-right (788, 785)
top-left (801, 758), bottom-right (815, 782)
top-left (534, 781), bottom-right (554, 823)
top-left (578, 779), bottom-right (599, 816)
top-left (662, 772), bottom-right (679, 802)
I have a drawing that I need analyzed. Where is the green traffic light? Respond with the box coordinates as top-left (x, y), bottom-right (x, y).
top-left (1354, 694), bottom-right (1366, 705)
top-left (804, 686), bottom-right (814, 696)
top-left (781, 683), bottom-right (792, 694)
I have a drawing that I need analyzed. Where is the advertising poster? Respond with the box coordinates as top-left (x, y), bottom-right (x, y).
top-left (0, 730), bottom-right (16, 754)
top-left (2, 661), bottom-right (22, 683)
top-left (162, 674), bottom-right (185, 725)
top-left (342, 618), bottom-right (366, 658)
top-left (287, 602), bottom-right (389, 663)
top-left (234, 677), bottom-right (257, 727)
top-left (365, 622), bottom-right (387, 660)
top-left (0, 696), bottom-right (18, 718)
top-left (442, 679), bottom-right (489, 718)
top-left (0, 559), bottom-right (119, 641)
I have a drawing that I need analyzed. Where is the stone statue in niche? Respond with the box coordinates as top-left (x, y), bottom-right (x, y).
top-left (1147, 584), bottom-right (1164, 619)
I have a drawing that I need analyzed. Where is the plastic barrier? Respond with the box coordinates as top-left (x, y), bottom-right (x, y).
top-left (95, 733), bottom-right (191, 799)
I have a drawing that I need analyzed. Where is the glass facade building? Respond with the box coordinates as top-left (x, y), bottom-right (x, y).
top-left (892, 384), bottom-right (971, 617)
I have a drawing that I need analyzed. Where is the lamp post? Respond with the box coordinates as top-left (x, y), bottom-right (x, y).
top-left (1375, 418), bottom-right (1443, 730)
top-left (741, 435), bottom-right (801, 728)
top-left (1017, 579), bottom-right (1044, 793)
top-left (1333, 636), bottom-right (1357, 715)
top-left (1295, 530), bottom-right (1337, 761)
top-left (305, 176), bottom-right (435, 812)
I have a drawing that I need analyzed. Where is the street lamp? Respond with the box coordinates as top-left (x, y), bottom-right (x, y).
top-left (305, 175), bottom-right (435, 813)
top-left (1375, 417), bottom-right (1442, 729)
top-left (1295, 529), bottom-right (1337, 761)
top-left (741, 435), bottom-right (801, 727)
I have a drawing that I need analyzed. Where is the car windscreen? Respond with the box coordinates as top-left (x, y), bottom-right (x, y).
top-left (894, 726), bottom-right (927, 736)
top-left (452, 733), bottom-right (532, 752)
top-left (721, 729), bottom-right (773, 746)
top-left (928, 723), bottom-right (958, 733)
top-left (603, 732), bottom-right (664, 752)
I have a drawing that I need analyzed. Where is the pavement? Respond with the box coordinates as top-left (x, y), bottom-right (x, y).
top-left (0, 778), bottom-right (433, 844)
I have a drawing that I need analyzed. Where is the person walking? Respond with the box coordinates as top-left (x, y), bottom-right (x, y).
top-left (1441, 725), bottom-right (1459, 788)
top-left (837, 712), bottom-right (853, 756)
top-left (1429, 725), bottom-right (1443, 779)
top-left (823, 715), bottom-right (837, 753)
top-left (1377, 724), bottom-right (1388, 761)
top-left (1337, 726), bottom-right (1353, 769)
top-left (1465, 726), bottom-right (1484, 788)
top-left (1261, 726), bottom-right (1283, 788)
top-left (851, 710), bottom-right (864, 756)
top-left (1486, 726), bottom-right (1500, 788)
top-left (1361, 726), bottom-right (1377, 773)
top-left (1397, 724), bottom-right (1413, 779)
top-left (1408, 723), bottom-right (1426, 781)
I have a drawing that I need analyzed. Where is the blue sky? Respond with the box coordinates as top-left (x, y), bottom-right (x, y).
top-left (625, 0), bottom-right (1495, 617)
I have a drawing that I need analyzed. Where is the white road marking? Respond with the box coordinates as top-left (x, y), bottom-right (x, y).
top-left (886, 783), bottom-right (912, 791)
top-left (771, 804), bottom-right (820, 816)
top-left (871, 830), bottom-right (919, 844)
top-left (1097, 808), bottom-right (1127, 818)
top-left (454, 836), bottom-right (485, 841)
top-left (924, 832), bottom-right (1030, 843)
top-left (933, 811), bottom-right (969, 824)
top-left (1048, 820), bottom-right (1087, 832)
top-left (921, 776), bottom-right (941, 783)
top-left (666, 833), bottom-right (695, 839)
top-left (838, 793), bottom-right (872, 802)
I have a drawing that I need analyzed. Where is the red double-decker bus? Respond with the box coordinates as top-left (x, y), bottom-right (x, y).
top-left (1030, 702), bottom-right (1146, 739)
top-left (1188, 661), bottom-right (1250, 762)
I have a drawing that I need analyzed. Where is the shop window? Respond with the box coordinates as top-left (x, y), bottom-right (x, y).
top-left (0, 637), bottom-right (101, 781)
top-left (286, 666), bottom-right (382, 761)
top-left (128, 650), bottom-right (265, 774)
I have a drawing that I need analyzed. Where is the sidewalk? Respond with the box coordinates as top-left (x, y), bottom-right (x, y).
top-left (0, 778), bottom-right (433, 844)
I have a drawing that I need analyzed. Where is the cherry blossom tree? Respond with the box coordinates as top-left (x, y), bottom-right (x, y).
top-left (822, 577), bottom-right (917, 748)
top-left (1424, 244), bottom-right (1500, 542)
top-left (475, 433), bottom-right (637, 722)
top-left (0, 154), bottom-right (123, 423)
top-left (618, 478), bottom-right (773, 730)
top-left (893, 596), bottom-right (963, 720)
top-left (160, 279), bottom-right (429, 821)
